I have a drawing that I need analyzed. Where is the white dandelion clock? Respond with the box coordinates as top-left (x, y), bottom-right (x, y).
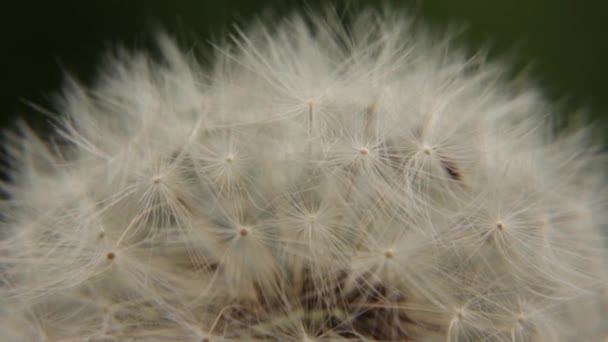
top-left (1, 6), bottom-right (606, 341)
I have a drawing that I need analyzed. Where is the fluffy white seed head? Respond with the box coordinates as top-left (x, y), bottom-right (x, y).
top-left (1, 7), bottom-right (606, 341)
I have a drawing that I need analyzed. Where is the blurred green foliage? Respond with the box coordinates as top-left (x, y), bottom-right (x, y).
top-left (1, 0), bottom-right (606, 141)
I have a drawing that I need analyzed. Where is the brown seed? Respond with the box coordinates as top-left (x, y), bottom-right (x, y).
top-left (441, 159), bottom-right (462, 181)
top-left (106, 252), bottom-right (115, 260)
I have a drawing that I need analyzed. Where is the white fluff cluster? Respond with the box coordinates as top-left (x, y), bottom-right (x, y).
top-left (1, 8), bottom-right (606, 341)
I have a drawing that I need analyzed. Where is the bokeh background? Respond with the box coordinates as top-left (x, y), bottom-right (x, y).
top-left (1, 0), bottom-right (607, 144)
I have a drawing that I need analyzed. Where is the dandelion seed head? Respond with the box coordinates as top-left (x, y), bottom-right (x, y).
top-left (0, 5), bottom-right (606, 341)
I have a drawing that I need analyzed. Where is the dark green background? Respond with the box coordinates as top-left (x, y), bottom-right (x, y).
top-left (1, 0), bottom-right (607, 141)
